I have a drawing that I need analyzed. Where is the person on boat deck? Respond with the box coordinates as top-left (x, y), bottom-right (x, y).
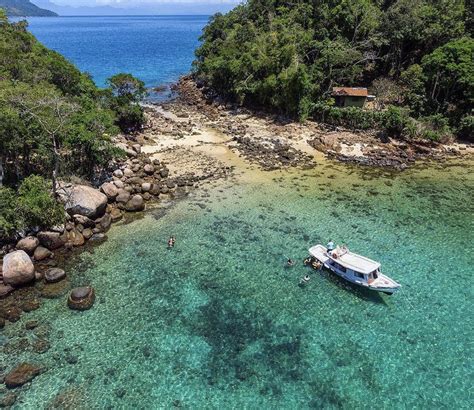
top-left (327, 240), bottom-right (335, 253)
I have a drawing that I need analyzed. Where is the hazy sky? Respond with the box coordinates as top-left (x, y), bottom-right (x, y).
top-left (50, 0), bottom-right (240, 7)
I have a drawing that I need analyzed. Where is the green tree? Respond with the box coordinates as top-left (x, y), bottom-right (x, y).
top-left (421, 37), bottom-right (473, 117)
top-left (106, 73), bottom-right (147, 132)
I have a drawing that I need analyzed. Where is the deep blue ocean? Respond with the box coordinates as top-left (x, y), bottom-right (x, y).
top-left (23, 16), bottom-right (209, 90)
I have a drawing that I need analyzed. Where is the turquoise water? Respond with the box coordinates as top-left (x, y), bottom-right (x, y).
top-left (21, 16), bottom-right (208, 90)
top-left (2, 159), bottom-right (473, 408)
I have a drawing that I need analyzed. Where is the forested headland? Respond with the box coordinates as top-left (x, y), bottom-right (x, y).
top-left (0, 0), bottom-right (57, 17)
top-left (195, 0), bottom-right (473, 141)
top-left (0, 11), bottom-right (145, 239)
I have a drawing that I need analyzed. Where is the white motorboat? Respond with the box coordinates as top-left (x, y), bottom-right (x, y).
top-left (308, 244), bottom-right (401, 295)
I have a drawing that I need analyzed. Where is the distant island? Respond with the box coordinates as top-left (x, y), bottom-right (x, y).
top-left (0, 0), bottom-right (57, 16)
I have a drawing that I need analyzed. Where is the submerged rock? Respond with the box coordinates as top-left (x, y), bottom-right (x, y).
top-left (2, 250), bottom-right (35, 286)
top-left (19, 298), bottom-right (41, 312)
top-left (32, 339), bottom-right (50, 354)
top-left (0, 392), bottom-right (17, 407)
top-left (97, 214), bottom-right (112, 232)
top-left (0, 304), bottom-right (22, 322)
top-left (45, 268), bottom-right (66, 283)
top-left (40, 280), bottom-right (70, 299)
top-left (68, 286), bottom-right (95, 311)
top-left (5, 363), bottom-right (44, 388)
top-left (110, 208), bottom-right (123, 222)
top-left (89, 233), bottom-right (106, 242)
top-left (16, 236), bottom-right (39, 255)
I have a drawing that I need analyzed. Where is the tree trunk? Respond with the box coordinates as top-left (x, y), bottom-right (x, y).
top-left (52, 135), bottom-right (59, 197)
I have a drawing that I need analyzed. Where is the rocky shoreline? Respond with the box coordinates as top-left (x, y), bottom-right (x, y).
top-left (170, 76), bottom-right (473, 171)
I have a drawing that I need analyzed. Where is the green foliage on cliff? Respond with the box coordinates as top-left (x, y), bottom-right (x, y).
top-left (195, 0), bottom-right (472, 139)
top-left (0, 0), bottom-right (57, 17)
top-left (0, 12), bottom-right (144, 187)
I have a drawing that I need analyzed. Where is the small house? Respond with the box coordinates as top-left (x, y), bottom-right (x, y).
top-left (332, 87), bottom-right (368, 108)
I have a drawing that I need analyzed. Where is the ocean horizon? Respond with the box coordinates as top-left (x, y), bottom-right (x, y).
top-left (20, 15), bottom-right (210, 95)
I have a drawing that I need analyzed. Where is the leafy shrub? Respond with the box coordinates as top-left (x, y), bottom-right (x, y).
top-left (382, 106), bottom-right (411, 137)
top-left (457, 115), bottom-right (474, 142)
top-left (17, 175), bottom-right (64, 229)
top-left (0, 187), bottom-right (18, 238)
top-left (312, 103), bottom-right (382, 130)
top-left (0, 175), bottom-right (64, 239)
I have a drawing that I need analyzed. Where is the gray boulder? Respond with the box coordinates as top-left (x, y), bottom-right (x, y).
top-left (100, 182), bottom-right (119, 201)
top-left (60, 185), bottom-right (107, 219)
top-left (113, 180), bottom-right (124, 189)
top-left (123, 168), bottom-right (134, 177)
top-left (116, 190), bottom-right (131, 204)
top-left (2, 250), bottom-right (35, 286)
top-left (33, 246), bottom-right (52, 261)
top-left (113, 169), bottom-right (124, 178)
top-left (125, 195), bottom-right (145, 212)
top-left (143, 164), bottom-right (154, 175)
top-left (37, 231), bottom-right (65, 250)
top-left (16, 236), bottom-right (39, 255)
top-left (72, 214), bottom-right (95, 228)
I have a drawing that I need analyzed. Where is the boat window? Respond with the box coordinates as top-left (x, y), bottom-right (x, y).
top-left (371, 270), bottom-right (378, 279)
top-left (354, 271), bottom-right (364, 278)
top-left (339, 265), bottom-right (346, 273)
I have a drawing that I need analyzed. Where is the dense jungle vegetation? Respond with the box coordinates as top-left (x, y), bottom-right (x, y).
top-left (0, 11), bottom-right (145, 238)
top-left (195, 0), bottom-right (473, 140)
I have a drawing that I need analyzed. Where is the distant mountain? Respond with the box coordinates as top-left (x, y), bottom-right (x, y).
top-left (34, 0), bottom-right (237, 16)
top-left (0, 0), bottom-right (57, 16)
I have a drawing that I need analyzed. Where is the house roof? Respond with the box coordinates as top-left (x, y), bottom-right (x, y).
top-left (332, 87), bottom-right (368, 97)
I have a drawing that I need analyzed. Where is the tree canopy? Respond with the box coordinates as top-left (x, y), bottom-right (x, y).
top-left (195, 0), bottom-right (472, 138)
top-left (0, 12), bottom-right (146, 186)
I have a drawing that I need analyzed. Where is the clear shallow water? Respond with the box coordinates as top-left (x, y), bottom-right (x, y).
top-left (21, 16), bottom-right (208, 91)
top-left (2, 159), bottom-right (473, 408)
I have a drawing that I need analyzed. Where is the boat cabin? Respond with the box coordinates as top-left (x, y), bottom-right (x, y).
top-left (327, 258), bottom-right (379, 284)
